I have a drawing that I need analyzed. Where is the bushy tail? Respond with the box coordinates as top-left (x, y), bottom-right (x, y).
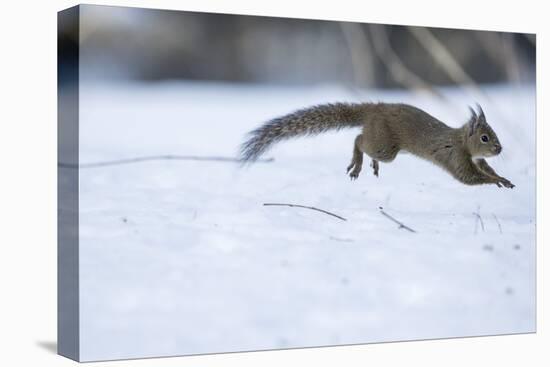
top-left (240, 103), bottom-right (365, 163)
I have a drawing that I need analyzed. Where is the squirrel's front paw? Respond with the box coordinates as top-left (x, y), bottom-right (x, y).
top-left (497, 177), bottom-right (515, 189)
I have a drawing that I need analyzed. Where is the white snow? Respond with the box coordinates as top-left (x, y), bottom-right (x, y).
top-left (76, 81), bottom-right (536, 361)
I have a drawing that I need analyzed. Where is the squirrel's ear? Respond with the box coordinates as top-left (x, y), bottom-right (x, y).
top-left (468, 106), bottom-right (477, 119)
top-left (468, 106), bottom-right (479, 136)
top-left (476, 103), bottom-right (486, 122)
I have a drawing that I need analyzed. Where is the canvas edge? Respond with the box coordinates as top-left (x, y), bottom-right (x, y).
top-left (57, 4), bottom-right (81, 362)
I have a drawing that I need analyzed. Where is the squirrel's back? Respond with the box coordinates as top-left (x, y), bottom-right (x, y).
top-left (360, 103), bottom-right (452, 157)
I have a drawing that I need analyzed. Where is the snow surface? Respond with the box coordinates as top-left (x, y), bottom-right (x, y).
top-left (76, 81), bottom-right (536, 361)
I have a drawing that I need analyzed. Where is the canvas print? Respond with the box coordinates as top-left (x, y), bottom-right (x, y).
top-left (58, 4), bottom-right (536, 362)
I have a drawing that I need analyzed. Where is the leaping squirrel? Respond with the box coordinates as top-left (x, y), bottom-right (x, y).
top-left (240, 102), bottom-right (514, 188)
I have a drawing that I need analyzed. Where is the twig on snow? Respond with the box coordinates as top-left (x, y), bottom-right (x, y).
top-left (59, 155), bottom-right (274, 169)
top-left (473, 206), bottom-right (485, 234)
top-left (263, 203), bottom-right (347, 221)
top-left (492, 213), bottom-right (503, 234)
top-left (329, 236), bottom-right (354, 243)
top-left (378, 207), bottom-right (416, 233)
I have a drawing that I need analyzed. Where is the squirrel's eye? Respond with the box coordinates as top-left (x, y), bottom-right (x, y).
top-left (480, 135), bottom-right (489, 143)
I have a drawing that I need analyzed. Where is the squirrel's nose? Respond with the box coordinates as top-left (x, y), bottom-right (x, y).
top-left (494, 144), bottom-right (502, 154)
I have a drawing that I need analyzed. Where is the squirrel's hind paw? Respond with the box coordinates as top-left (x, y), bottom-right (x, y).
top-left (346, 161), bottom-right (362, 180)
top-left (347, 164), bottom-right (361, 180)
top-left (348, 168), bottom-right (360, 180)
top-left (370, 159), bottom-right (379, 177)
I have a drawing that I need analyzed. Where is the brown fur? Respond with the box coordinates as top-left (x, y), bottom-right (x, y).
top-left (240, 102), bottom-right (514, 188)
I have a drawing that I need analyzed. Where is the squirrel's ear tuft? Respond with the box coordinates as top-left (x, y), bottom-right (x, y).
top-left (468, 106), bottom-right (477, 119)
top-left (476, 103), bottom-right (486, 122)
top-left (468, 106), bottom-right (479, 136)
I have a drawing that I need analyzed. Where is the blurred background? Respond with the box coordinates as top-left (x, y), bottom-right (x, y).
top-left (59, 5), bottom-right (535, 90)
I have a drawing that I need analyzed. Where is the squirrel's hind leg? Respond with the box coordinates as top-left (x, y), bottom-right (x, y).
top-left (346, 134), bottom-right (364, 180)
top-left (370, 159), bottom-right (379, 177)
top-left (360, 127), bottom-right (399, 166)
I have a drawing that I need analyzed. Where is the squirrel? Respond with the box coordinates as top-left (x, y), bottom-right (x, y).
top-left (240, 102), bottom-right (515, 188)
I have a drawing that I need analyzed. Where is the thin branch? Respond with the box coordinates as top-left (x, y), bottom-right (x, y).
top-left (473, 206), bottom-right (485, 234)
top-left (500, 33), bottom-right (522, 84)
top-left (369, 25), bottom-right (446, 100)
top-left (475, 32), bottom-right (510, 80)
top-left (339, 22), bottom-right (376, 87)
top-left (407, 26), bottom-right (478, 89)
top-left (492, 213), bottom-right (503, 234)
top-left (476, 32), bottom-right (521, 84)
top-left (263, 203), bottom-right (347, 221)
top-left (59, 155), bottom-right (274, 169)
top-left (378, 207), bottom-right (416, 233)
